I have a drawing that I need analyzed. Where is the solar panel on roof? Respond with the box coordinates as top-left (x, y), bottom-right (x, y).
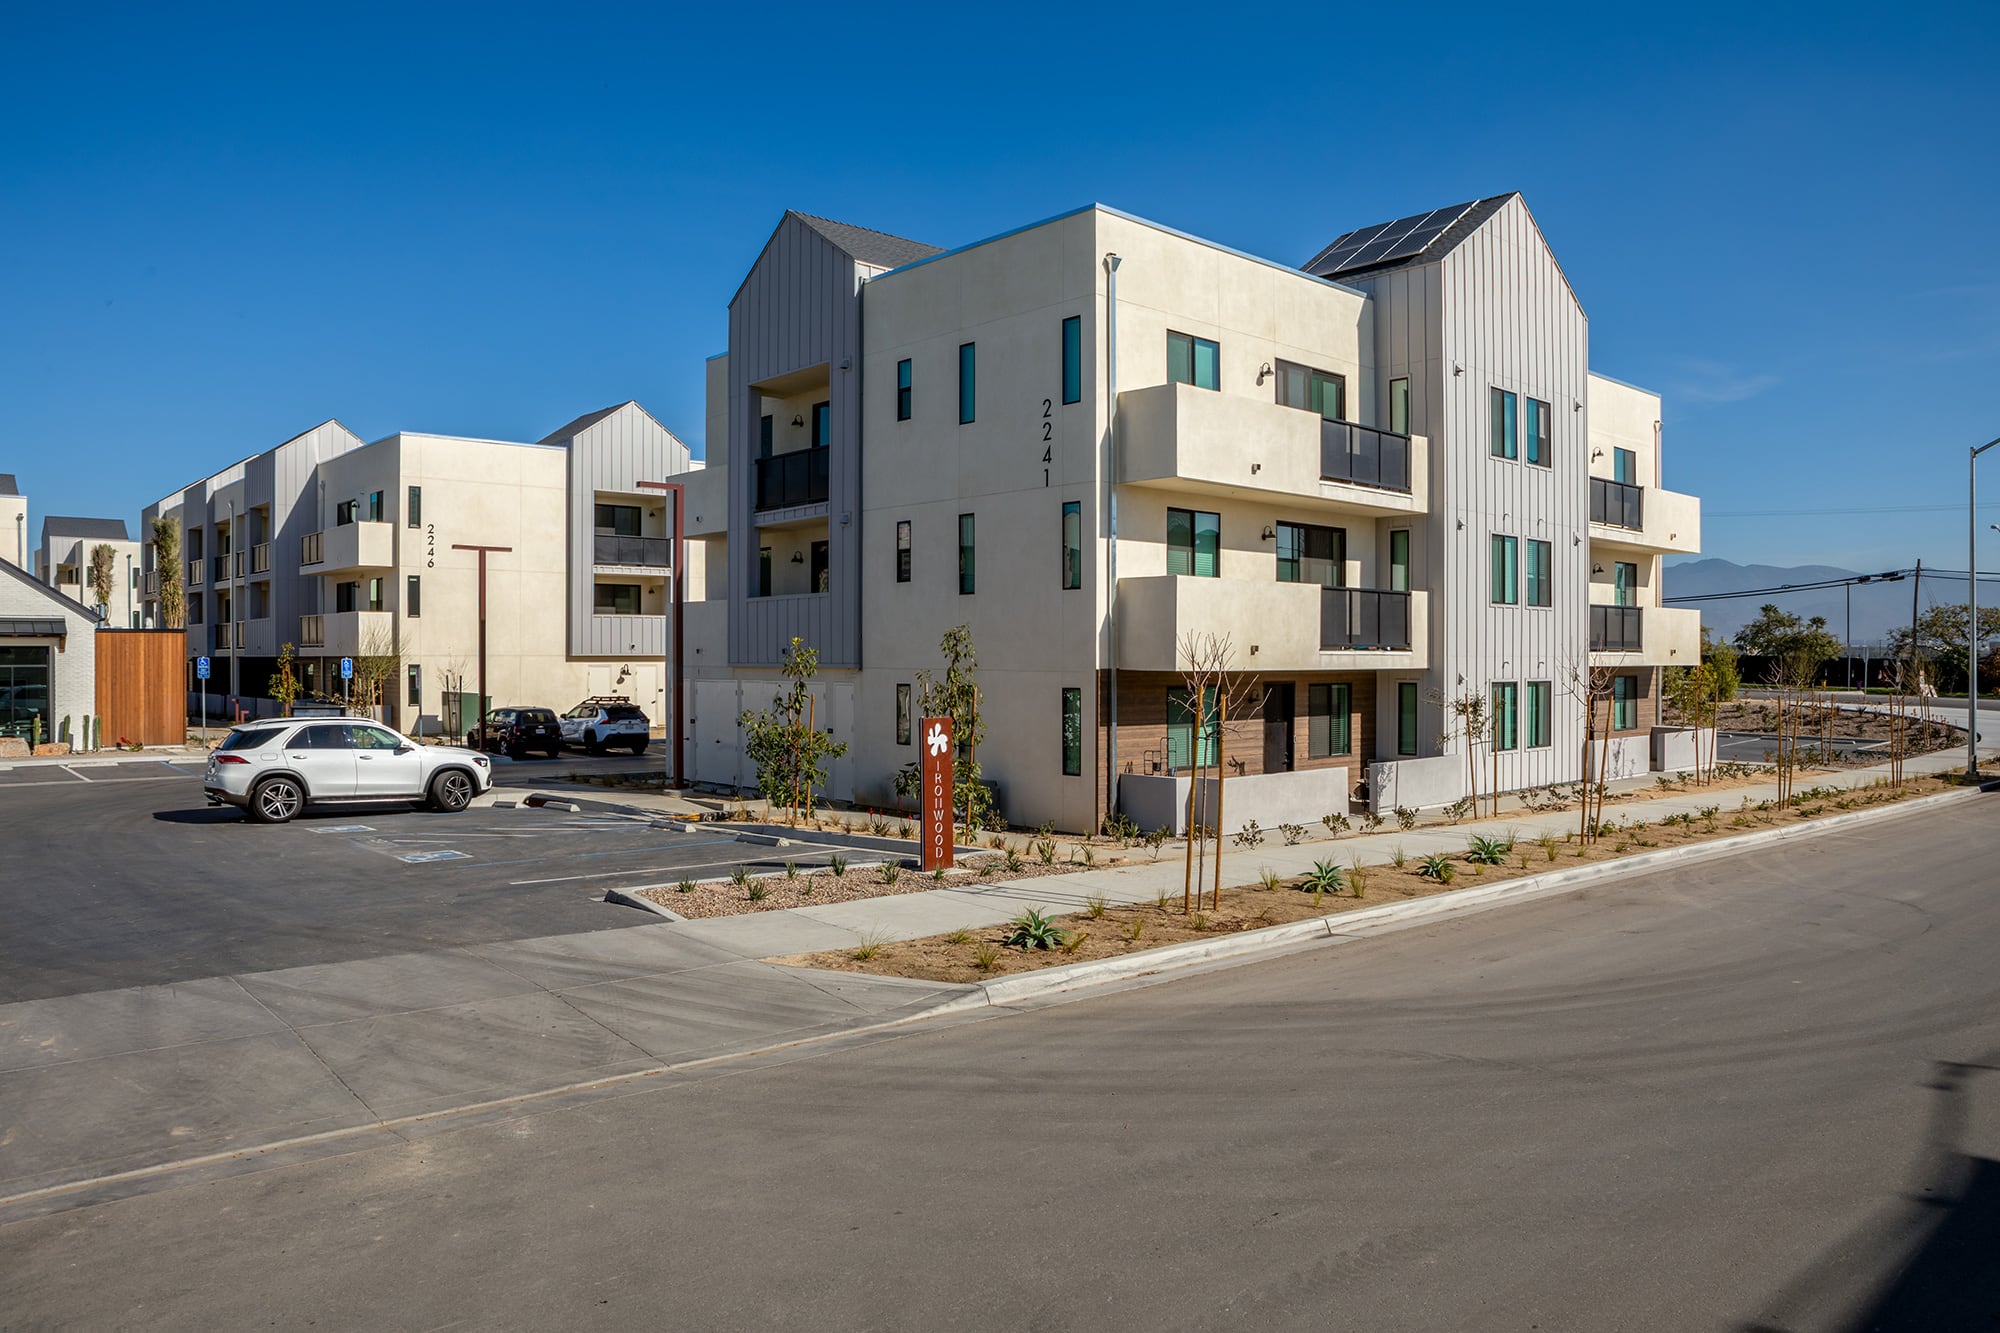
top-left (1315, 200), bottom-right (1480, 274)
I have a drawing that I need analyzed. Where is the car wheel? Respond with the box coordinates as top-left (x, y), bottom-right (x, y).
top-left (629, 740), bottom-right (649, 755)
top-left (429, 769), bottom-right (475, 813)
top-left (249, 776), bottom-right (305, 825)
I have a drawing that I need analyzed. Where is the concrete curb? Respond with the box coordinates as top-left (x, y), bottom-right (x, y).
top-left (603, 887), bottom-right (685, 920)
top-left (522, 793), bottom-right (582, 813)
top-left (930, 783), bottom-right (1989, 1012)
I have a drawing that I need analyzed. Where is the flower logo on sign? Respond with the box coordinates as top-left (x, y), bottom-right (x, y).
top-left (926, 723), bottom-right (949, 757)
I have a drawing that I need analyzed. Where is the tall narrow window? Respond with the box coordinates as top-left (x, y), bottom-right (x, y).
top-left (406, 575), bottom-right (422, 618)
top-left (1490, 535), bottom-right (1519, 605)
top-left (1526, 539), bottom-right (1553, 608)
top-left (407, 486), bottom-right (422, 529)
top-left (1526, 681), bottom-right (1552, 748)
top-left (408, 664), bottom-right (422, 707)
top-left (336, 580), bottom-right (356, 613)
top-left (810, 539), bottom-right (829, 593)
top-left (1389, 529), bottom-right (1410, 592)
top-left (810, 401), bottom-right (830, 449)
top-left (1167, 331), bottom-right (1220, 390)
top-left (1397, 682), bottom-right (1419, 756)
top-left (1308, 682), bottom-right (1352, 758)
top-left (759, 415), bottom-right (774, 459)
top-left (1491, 681), bottom-right (1519, 751)
top-left (1526, 396), bottom-right (1552, 467)
top-left (958, 513), bottom-right (975, 594)
top-left (1489, 387), bottom-right (1518, 459)
top-left (1061, 501), bottom-right (1082, 590)
top-left (1061, 316), bottom-right (1082, 405)
top-left (1389, 377), bottom-right (1410, 434)
top-left (1613, 447), bottom-right (1637, 484)
top-left (896, 684), bottom-right (912, 746)
top-left (1614, 561), bottom-right (1637, 607)
top-left (1276, 522), bottom-right (1344, 587)
top-left (1167, 508), bottom-right (1220, 578)
top-left (895, 520), bottom-right (911, 583)
top-left (758, 547), bottom-right (772, 598)
top-left (1166, 687), bottom-right (1219, 771)
top-left (896, 360), bottom-right (912, 421)
top-left (1061, 687), bottom-right (1082, 776)
top-left (335, 499), bottom-right (356, 526)
top-left (959, 343), bottom-right (976, 424)
top-left (1612, 675), bottom-right (1639, 731)
top-left (366, 577), bottom-right (384, 612)
top-left (367, 490), bottom-right (385, 522)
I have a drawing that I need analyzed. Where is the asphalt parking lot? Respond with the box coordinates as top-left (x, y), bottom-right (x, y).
top-left (0, 755), bottom-right (879, 1003)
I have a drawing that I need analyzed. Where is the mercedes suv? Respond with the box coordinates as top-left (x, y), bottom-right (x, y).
top-left (204, 718), bottom-right (494, 824)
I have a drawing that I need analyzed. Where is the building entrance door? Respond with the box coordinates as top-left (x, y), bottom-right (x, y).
top-left (1263, 683), bottom-right (1295, 773)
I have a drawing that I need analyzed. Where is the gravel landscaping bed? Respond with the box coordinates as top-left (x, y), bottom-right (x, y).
top-left (635, 850), bottom-right (1111, 920)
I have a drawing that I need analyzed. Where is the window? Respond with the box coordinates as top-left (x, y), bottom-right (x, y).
top-left (1061, 315), bottom-right (1082, 405)
top-left (367, 491), bottom-right (384, 522)
top-left (1275, 361), bottom-right (1344, 420)
top-left (896, 684), bottom-right (912, 746)
top-left (189, 596), bottom-right (203, 624)
top-left (810, 540), bottom-right (829, 593)
top-left (335, 580), bottom-right (357, 613)
top-left (896, 360), bottom-right (912, 421)
top-left (1061, 687), bottom-right (1082, 776)
top-left (335, 499), bottom-right (356, 526)
top-left (348, 724), bottom-right (404, 751)
top-left (594, 504), bottom-right (642, 536)
top-left (1526, 396), bottom-right (1552, 467)
top-left (1167, 508), bottom-right (1220, 578)
top-left (1490, 535), bottom-right (1519, 605)
top-left (1166, 686), bottom-right (1219, 771)
top-left (958, 513), bottom-right (975, 594)
top-left (895, 520), bottom-right (911, 583)
top-left (1526, 681), bottom-right (1552, 748)
top-left (1612, 675), bottom-right (1639, 731)
top-left (1492, 681), bottom-right (1519, 751)
top-left (1613, 447), bottom-right (1636, 484)
top-left (406, 575), bottom-right (422, 618)
top-left (595, 583), bottom-right (640, 614)
top-left (367, 577), bottom-right (384, 612)
top-left (1398, 682), bottom-right (1419, 755)
top-left (759, 415), bottom-right (774, 459)
top-left (1390, 377), bottom-right (1410, 434)
top-left (811, 401), bottom-right (830, 449)
top-left (1061, 501), bottom-right (1082, 590)
top-left (1168, 331), bottom-right (1220, 391)
top-left (959, 343), bottom-right (976, 424)
top-left (1526, 539), bottom-right (1553, 608)
top-left (1276, 522), bottom-right (1344, 588)
top-left (0, 646), bottom-right (52, 742)
top-left (408, 664), bottom-right (422, 707)
top-left (757, 547), bottom-right (772, 598)
top-left (1390, 529), bottom-right (1410, 592)
top-left (1489, 387), bottom-right (1518, 459)
top-left (407, 486), bottom-right (422, 528)
top-left (1614, 561), bottom-right (1638, 607)
top-left (292, 724), bottom-right (348, 751)
top-left (1308, 682), bottom-right (1352, 758)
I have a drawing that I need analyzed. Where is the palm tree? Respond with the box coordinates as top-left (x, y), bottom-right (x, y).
top-left (152, 517), bottom-right (185, 629)
top-left (87, 543), bottom-right (117, 621)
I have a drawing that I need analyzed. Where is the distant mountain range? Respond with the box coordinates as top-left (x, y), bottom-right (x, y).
top-left (1662, 558), bottom-right (1946, 646)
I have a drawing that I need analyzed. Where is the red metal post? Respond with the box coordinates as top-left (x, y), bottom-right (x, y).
top-left (453, 544), bottom-right (511, 742)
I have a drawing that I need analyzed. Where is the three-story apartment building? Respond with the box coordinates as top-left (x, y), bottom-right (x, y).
top-left (679, 196), bottom-right (1702, 832)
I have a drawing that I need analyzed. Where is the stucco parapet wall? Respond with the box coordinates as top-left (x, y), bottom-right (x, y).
top-left (1591, 604), bottom-right (1701, 669)
top-left (312, 521), bottom-right (394, 574)
top-left (1118, 382), bottom-right (1428, 518)
top-left (681, 465), bottom-right (729, 537)
top-left (1589, 485), bottom-right (1700, 556)
top-left (1117, 575), bottom-right (1426, 674)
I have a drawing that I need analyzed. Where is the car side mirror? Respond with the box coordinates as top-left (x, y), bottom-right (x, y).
top-left (397, 744), bottom-right (415, 755)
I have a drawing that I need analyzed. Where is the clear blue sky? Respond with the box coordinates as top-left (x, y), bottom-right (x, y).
top-left (4, 2), bottom-right (1995, 573)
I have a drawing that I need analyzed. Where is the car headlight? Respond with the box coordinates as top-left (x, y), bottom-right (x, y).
top-left (472, 755), bottom-right (489, 767)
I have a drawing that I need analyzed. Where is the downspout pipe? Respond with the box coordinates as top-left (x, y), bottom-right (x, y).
top-left (1105, 252), bottom-right (1122, 826)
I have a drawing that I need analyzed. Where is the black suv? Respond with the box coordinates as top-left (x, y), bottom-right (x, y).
top-left (475, 707), bottom-right (563, 759)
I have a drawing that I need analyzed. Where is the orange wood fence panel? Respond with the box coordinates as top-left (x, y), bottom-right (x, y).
top-left (95, 630), bottom-right (187, 746)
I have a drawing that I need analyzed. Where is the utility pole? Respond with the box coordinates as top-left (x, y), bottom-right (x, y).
top-left (453, 544), bottom-right (512, 744)
top-left (635, 480), bottom-right (685, 791)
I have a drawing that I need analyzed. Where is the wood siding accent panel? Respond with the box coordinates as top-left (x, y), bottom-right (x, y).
top-left (94, 629), bottom-right (187, 745)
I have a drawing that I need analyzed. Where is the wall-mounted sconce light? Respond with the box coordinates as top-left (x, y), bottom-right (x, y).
top-left (616, 664), bottom-right (631, 685)
top-left (1256, 362), bottom-right (1274, 384)
top-left (1250, 462), bottom-right (1262, 474)
top-left (1573, 398), bottom-right (1582, 412)
top-left (1260, 525), bottom-right (1276, 541)
top-left (791, 415), bottom-right (805, 428)
top-left (1453, 362), bottom-right (1464, 376)
top-left (1591, 448), bottom-right (1603, 461)
top-left (1250, 644), bottom-right (1260, 655)
top-left (1456, 518), bottom-right (1465, 530)
top-left (1592, 564), bottom-right (1606, 574)
top-left (790, 551), bottom-right (805, 564)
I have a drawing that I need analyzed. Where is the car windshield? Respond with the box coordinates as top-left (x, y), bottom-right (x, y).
top-left (219, 727), bottom-right (286, 752)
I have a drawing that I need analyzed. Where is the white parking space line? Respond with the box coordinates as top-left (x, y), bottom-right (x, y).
top-left (59, 767), bottom-right (92, 782)
top-left (398, 850), bottom-right (471, 863)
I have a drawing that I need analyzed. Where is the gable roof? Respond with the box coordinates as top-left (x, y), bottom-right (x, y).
top-left (535, 400), bottom-right (680, 448)
top-left (0, 474), bottom-right (17, 497)
top-left (0, 552), bottom-right (100, 621)
top-left (788, 211), bottom-right (944, 270)
top-left (40, 515), bottom-right (131, 543)
top-left (1302, 193), bottom-right (1516, 281)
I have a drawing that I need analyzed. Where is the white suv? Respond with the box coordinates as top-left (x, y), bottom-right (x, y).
top-left (204, 718), bottom-right (494, 824)
top-left (559, 698), bottom-right (650, 755)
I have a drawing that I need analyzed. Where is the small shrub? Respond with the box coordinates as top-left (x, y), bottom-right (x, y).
top-left (1390, 845), bottom-right (1408, 869)
top-left (1395, 806), bottom-right (1418, 832)
top-left (1059, 930), bottom-right (1088, 956)
top-left (675, 877), bottom-right (696, 894)
top-left (829, 854), bottom-right (849, 878)
top-left (1122, 919), bottom-right (1145, 942)
top-left (1300, 860), bottom-right (1345, 897)
top-left (1191, 912), bottom-right (1208, 931)
top-left (783, 859), bottom-right (799, 881)
top-left (1443, 796), bottom-right (1474, 824)
top-left (1322, 812), bottom-right (1352, 837)
top-left (945, 927), bottom-right (973, 945)
top-left (1537, 833), bottom-right (1559, 862)
top-left (868, 816), bottom-right (891, 837)
top-left (1233, 820), bottom-right (1266, 849)
top-left (878, 861), bottom-right (902, 885)
top-left (1360, 811), bottom-right (1385, 834)
top-left (1003, 847), bottom-right (1024, 873)
top-left (1101, 812), bottom-right (1138, 846)
top-left (1004, 907), bottom-right (1068, 950)
top-left (1278, 822), bottom-right (1307, 847)
top-left (1155, 892), bottom-right (1171, 911)
top-left (745, 879), bottom-right (769, 902)
top-left (932, 868), bottom-right (948, 882)
top-left (972, 942), bottom-right (1001, 971)
top-left (1145, 827), bottom-right (1171, 859)
top-left (1466, 836), bottom-right (1509, 865)
top-left (1036, 839), bottom-right (1057, 865)
top-left (729, 864), bottom-right (751, 889)
top-left (1416, 854), bottom-right (1456, 883)
top-left (1349, 862), bottom-right (1368, 894)
top-left (1085, 894), bottom-right (1108, 919)
top-left (1078, 844), bottom-right (1098, 867)
top-left (987, 833), bottom-right (1007, 850)
top-left (1259, 866), bottom-right (1281, 891)
top-left (851, 930), bottom-right (888, 962)
top-left (897, 821), bottom-right (913, 839)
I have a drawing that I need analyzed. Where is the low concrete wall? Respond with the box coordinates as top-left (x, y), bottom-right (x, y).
top-left (1589, 736), bottom-right (1651, 784)
top-left (1120, 767), bottom-right (1349, 835)
top-left (1119, 773), bottom-right (1191, 835)
top-left (1650, 726), bottom-right (1716, 773)
top-left (1366, 754), bottom-right (1467, 813)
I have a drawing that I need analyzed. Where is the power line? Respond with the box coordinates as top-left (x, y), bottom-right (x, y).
top-left (1665, 566), bottom-right (2000, 605)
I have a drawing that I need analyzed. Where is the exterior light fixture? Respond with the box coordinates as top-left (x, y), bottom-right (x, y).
top-left (1260, 525), bottom-right (1276, 541)
top-left (791, 415), bottom-right (805, 428)
top-left (1257, 362), bottom-right (1274, 384)
top-left (790, 551), bottom-right (804, 563)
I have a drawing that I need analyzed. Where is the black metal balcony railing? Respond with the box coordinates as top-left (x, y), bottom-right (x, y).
top-left (593, 534), bottom-right (674, 567)
top-left (1321, 587), bottom-right (1413, 651)
top-left (1320, 420), bottom-right (1412, 494)
top-left (755, 447), bottom-right (831, 511)
top-left (250, 543), bottom-right (270, 575)
top-left (212, 622), bottom-right (231, 654)
top-left (186, 559), bottom-right (205, 587)
top-left (301, 531), bottom-right (324, 566)
top-left (1590, 604), bottom-right (1643, 652)
top-left (1590, 476), bottom-right (1645, 530)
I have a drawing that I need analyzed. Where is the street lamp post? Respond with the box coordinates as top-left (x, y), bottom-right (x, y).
top-left (1968, 436), bottom-right (2000, 777)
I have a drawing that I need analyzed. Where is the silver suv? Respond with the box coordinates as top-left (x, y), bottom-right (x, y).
top-left (559, 697), bottom-right (650, 755)
top-left (204, 718), bottom-right (493, 824)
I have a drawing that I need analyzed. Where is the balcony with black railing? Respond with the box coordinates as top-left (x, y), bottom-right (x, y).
top-left (1320, 587), bottom-right (1414, 651)
top-left (593, 534), bottom-right (674, 567)
top-left (1590, 604), bottom-right (1643, 652)
top-left (1590, 477), bottom-right (1645, 531)
top-left (754, 447), bottom-right (830, 512)
top-left (1320, 420), bottom-right (1412, 494)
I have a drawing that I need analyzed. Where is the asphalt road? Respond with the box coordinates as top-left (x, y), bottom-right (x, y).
top-left (4, 796), bottom-right (1995, 1329)
top-left (0, 758), bottom-right (873, 1003)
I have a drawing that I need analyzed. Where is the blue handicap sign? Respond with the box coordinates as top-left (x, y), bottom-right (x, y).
top-left (340, 656), bottom-right (354, 681)
top-left (196, 656), bottom-right (210, 680)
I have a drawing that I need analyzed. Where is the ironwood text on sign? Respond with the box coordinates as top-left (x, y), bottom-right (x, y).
top-left (920, 715), bottom-right (954, 871)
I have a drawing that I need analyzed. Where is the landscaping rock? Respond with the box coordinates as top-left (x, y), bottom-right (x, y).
top-left (0, 737), bottom-right (27, 759)
top-left (32, 743), bottom-right (71, 757)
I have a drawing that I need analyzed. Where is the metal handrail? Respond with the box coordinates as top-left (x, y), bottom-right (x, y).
top-left (754, 447), bottom-right (831, 510)
top-left (593, 534), bottom-right (674, 566)
top-left (1590, 603), bottom-right (1643, 651)
top-left (1590, 477), bottom-right (1645, 530)
top-left (1320, 419), bottom-right (1412, 493)
top-left (1321, 587), bottom-right (1413, 650)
